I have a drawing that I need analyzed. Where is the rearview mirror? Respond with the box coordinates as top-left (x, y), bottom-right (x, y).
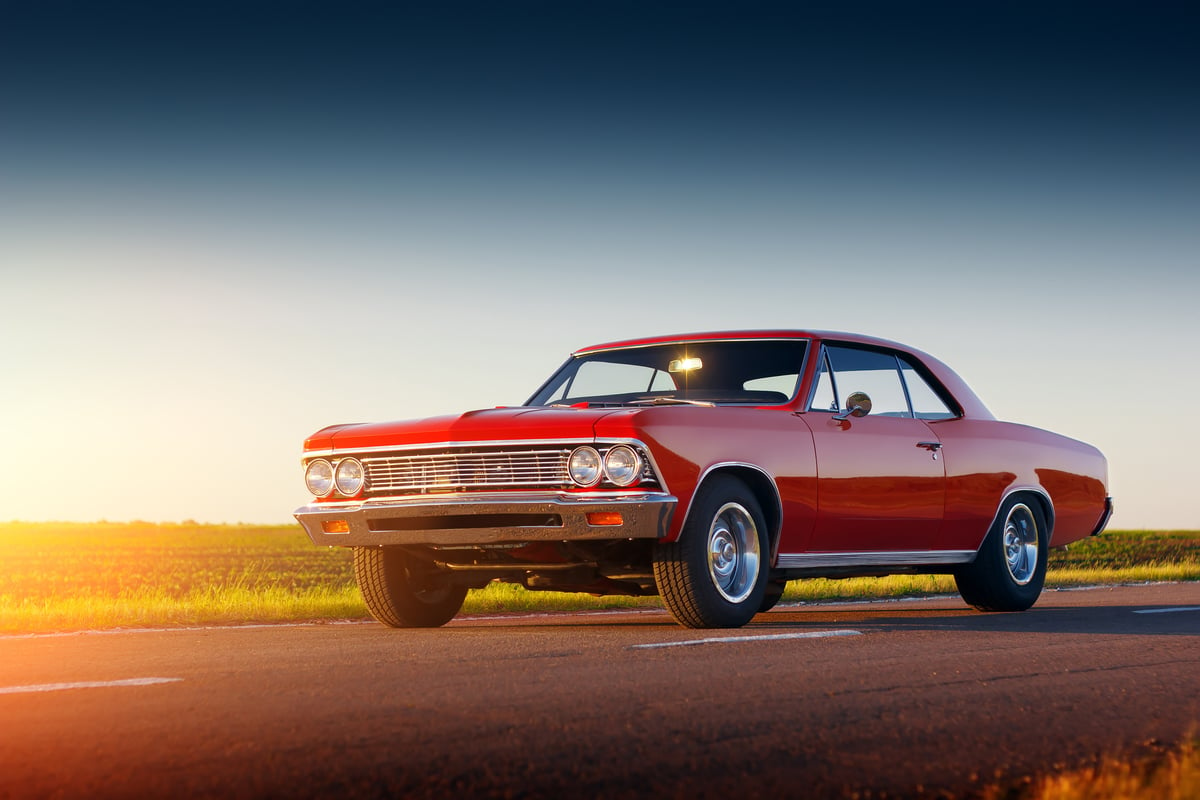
top-left (834, 391), bottom-right (872, 421)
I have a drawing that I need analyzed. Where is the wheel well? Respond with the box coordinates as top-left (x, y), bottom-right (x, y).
top-left (1007, 489), bottom-right (1055, 539)
top-left (694, 465), bottom-right (783, 560)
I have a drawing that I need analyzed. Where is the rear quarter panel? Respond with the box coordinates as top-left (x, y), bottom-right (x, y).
top-left (932, 418), bottom-right (1109, 551)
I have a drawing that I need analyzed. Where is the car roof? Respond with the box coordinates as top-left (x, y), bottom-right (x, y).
top-left (574, 330), bottom-right (904, 355)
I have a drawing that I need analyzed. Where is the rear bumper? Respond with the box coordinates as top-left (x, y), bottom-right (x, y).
top-left (1090, 496), bottom-right (1114, 536)
top-left (295, 491), bottom-right (677, 547)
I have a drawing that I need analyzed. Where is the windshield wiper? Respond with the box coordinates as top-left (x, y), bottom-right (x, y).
top-left (627, 397), bottom-right (715, 407)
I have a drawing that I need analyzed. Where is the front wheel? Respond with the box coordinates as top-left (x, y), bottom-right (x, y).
top-left (354, 547), bottom-right (467, 628)
top-left (653, 475), bottom-right (770, 628)
top-left (954, 498), bottom-right (1048, 612)
top-left (759, 579), bottom-right (788, 612)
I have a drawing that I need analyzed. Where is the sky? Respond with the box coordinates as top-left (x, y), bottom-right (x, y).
top-left (1, 2), bottom-right (1197, 528)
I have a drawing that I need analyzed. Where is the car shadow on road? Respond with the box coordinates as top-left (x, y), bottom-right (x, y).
top-left (756, 602), bottom-right (1200, 636)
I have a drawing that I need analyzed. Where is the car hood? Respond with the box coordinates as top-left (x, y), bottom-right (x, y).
top-left (304, 406), bottom-right (633, 452)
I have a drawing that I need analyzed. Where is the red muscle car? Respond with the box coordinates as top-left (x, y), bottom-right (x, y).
top-left (295, 330), bottom-right (1112, 629)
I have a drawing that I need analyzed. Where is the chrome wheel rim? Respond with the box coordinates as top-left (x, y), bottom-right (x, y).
top-left (1002, 503), bottom-right (1039, 586)
top-left (706, 502), bottom-right (761, 603)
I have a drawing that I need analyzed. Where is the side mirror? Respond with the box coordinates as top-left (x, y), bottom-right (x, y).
top-left (834, 391), bottom-right (872, 421)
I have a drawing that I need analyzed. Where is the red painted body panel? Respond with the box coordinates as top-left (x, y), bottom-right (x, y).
top-left (297, 330), bottom-right (1110, 579)
top-left (592, 406), bottom-right (820, 548)
top-left (929, 418), bottom-right (1108, 550)
top-left (304, 407), bottom-right (626, 452)
top-left (804, 413), bottom-right (945, 552)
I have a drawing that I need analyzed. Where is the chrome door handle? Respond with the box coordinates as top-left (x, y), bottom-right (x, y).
top-left (917, 441), bottom-right (943, 459)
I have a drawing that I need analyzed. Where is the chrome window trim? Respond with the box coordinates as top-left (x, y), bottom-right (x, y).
top-left (776, 550), bottom-right (976, 569)
top-left (530, 337), bottom-right (812, 406)
top-left (804, 345), bottom-right (837, 414)
top-left (573, 336), bottom-right (811, 357)
top-left (893, 352), bottom-right (916, 418)
top-left (897, 353), bottom-right (963, 420)
top-left (817, 342), bottom-right (916, 418)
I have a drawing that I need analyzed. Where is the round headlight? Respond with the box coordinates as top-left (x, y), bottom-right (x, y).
top-left (305, 459), bottom-right (334, 497)
top-left (603, 445), bottom-right (643, 487)
top-left (335, 458), bottom-right (365, 496)
top-left (568, 446), bottom-right (602, 487)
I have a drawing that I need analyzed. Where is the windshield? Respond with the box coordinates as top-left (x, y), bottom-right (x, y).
top-left (526, 339), bottom-right (809, 407)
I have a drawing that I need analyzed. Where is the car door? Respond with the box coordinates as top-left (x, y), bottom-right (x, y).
top-left (802, 344), bottom-right (946, 553)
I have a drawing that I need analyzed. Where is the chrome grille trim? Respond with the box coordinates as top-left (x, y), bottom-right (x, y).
top-left (303, 439), bottom-right (667, 496)
top-left (363, 449), bottom-right (572, 494)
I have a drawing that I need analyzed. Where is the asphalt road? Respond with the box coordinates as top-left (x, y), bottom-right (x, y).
top-left (2, 583), bottom-right (1198, 799)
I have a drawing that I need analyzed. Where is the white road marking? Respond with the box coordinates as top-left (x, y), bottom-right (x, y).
top-left (0, 677), bottom-right (182, 695)
top-left (0, 609), bottom-right (664, 640)
top-left (630, 629), bottom-right (863, 650)
top-left (1133, 607), bottom-right (1200, 614)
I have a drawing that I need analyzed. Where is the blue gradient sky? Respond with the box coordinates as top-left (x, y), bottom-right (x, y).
top-left (2, 2), bottom-right (1197, 526)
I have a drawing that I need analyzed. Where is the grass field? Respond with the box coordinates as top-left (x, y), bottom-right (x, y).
top-left (1, 521), bottom-right (1196, 634)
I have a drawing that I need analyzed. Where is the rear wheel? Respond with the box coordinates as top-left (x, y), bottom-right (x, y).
top-left (653, 475), bottom-right (769, 628)
top-left (955, 498), bottom-right (1048, 612)
top-left (353, 547), bottom-right (467, 628)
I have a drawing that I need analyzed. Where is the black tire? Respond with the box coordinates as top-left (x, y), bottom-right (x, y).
top-left (954, 497), bottom-right (1048, 612)
top-left (653, 475), bottom-right (770, 628)
top-left (353, 547), bottom-right (467, 628)
top-left (759, 579), bottom-right (788, 612)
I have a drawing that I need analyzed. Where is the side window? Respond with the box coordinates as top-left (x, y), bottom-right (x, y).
top-left (900, 360), bottom-right (956, 420)
top-left (807, 352), bottom-right (837, 412)
top-left (825, 346), bottom-right (911, 417)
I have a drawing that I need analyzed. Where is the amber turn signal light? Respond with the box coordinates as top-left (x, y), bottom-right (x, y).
top-left (586, 512), bottom-right (623, 526)
top-left (321, 520), bottom-right (351, 534)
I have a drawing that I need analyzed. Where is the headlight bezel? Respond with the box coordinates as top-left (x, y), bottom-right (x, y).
top-left (334, 457), bottom-right (366, 497)
top-left (568, 446), bottom-right (603, 487)
top-left (603, 445), bottom-right (643, 487)
top-left (304, 459), bottom-right (335, 498)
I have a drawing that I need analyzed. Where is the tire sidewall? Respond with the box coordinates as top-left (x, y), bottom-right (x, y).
top-left (959, 496), bottom-right (1049, 611)
top-left (680, 475), bottom-right (771, 626)
top-left (995, 499), bottom-right (1047, 608)
top-left (354, 547), bottom-right (467, 628)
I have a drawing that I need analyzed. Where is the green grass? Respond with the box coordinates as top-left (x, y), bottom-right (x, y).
top-left (1, 522), bottom-right (1196, 634)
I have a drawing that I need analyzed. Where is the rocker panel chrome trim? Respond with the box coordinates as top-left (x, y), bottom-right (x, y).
top-left (775, 550), bottom-right (976, 569)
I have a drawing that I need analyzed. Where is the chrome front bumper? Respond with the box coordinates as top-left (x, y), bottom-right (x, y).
top-left (294, 491), bottom-right (677, 547)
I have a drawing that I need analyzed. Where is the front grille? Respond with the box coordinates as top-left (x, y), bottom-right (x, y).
top-left (363, 449), bottom-right (572, 494)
